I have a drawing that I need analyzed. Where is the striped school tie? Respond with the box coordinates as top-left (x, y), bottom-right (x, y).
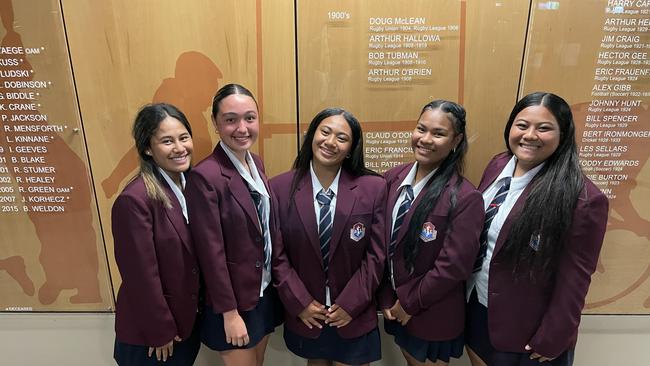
top-left (472, 177), bottom-right (511, 273)
top-left (317, 189), bottom-right (335, 285)
top-left (389, 185), bottom-right (414, 258)
top-left (249, 188), bottom-right (271, 271)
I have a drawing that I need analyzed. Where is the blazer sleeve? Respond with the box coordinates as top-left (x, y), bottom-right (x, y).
top-left (270, 192), bottom-right (315, 317)
top-left (397, 189), bottom-right (484, 316)
top-left (112, 193), bottom-right (177, 346)
top-left (528, 190), bottom-right (609, 358)
top-left (334, 182), bottom-right (388, 318)
top-left (185, 170), bottom-right (237, 313)
top-left (377, 264), bottom-right (398, 310)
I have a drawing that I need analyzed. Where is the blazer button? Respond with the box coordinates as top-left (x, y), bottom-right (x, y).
top-left (255, 261), bottom-right (262, 268)
top-left (255, 237), bottom-right (261, 242)
top-left (192, 268), bottom-right (198, 275)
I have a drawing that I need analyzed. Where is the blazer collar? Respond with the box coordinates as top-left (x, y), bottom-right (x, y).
top-left (478, 154), bottom-right (511, 192)
top-left (213, 143), bottom-right (263, 235)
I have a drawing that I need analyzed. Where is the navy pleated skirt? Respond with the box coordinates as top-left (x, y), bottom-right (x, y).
top-left (465, 289), bottom-right (575, 366)
top-left (201, 286), bottom-right (283, 351)
top-left (384, 318), bottom-right (464, 363)
top-left (284, 325), bottom-right (381, 365)
top-left (114, 314), bottom-right (201, 366)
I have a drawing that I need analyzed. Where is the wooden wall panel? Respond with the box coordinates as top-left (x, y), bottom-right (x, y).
top-left (297, 0), bottom-right (464, 173)
top-left (1, 0), bottom-right (647, 315)
top-left (520, 0), bottom-right (650, 313)
top-left (462, 0), bottom-right (530, 184)
top-left (0, 0), bottom-right (113, 311)
top-left (62, 0), bottom-right (296, 294)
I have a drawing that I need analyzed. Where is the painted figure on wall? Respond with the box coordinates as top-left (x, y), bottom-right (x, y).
top-left (101, 51), bottom-right (223, 198)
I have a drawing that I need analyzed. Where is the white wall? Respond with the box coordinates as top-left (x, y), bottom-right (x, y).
top-left (1, 314), bottom-right (647, 366)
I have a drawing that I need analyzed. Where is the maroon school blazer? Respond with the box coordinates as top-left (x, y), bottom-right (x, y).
top-left (270, 169), bottom-right (387, 339)
top-left (185, 144), bottom-right (270, 314)
top-left (112, 176), bottom-right (200, 347)
top-left (478, 152), bottom-right (609, 358)
top-left (377, 163), bottom-right (484, 341)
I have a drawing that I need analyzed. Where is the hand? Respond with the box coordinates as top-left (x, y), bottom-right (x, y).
top-left (389, 300), bottom-right (412, 325)
top-left (148, 335), bottom-right (181, 362)
top-left (525, 344), bottom-right (555, 362)
top-left (382, 307), bottom-right (396, 320)
top-left (223, 309), bottom-right (249, 347)
top-left (298, 300), bottom-right (327, 329)
top-left (325, 304), bottom-right (352, 328)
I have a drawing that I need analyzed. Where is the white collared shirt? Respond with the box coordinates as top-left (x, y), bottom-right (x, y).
top-left (158, 168), bottom-right (188, 223)
top-left (467, 156), bottom-right (545, 306)
top-left (310, 162), bottom-right (341, 306)
top-left (220, 143), bottom-right (272, 296)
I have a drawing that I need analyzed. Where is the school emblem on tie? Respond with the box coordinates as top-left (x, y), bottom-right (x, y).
top-left (350, 222), bottom-right (366, 242)
top-left (419, 222), bottom-right (437, 242)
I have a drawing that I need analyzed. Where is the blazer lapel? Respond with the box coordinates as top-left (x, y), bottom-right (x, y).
top-left (483, 153), bottom-right (529, 257)
top-left (294, 174), bottom-right (323, 265)
top-left (493, 183), bottom-right (534, 256)
top-left (394, 164), bottom-right (435, 247)
top-left (214, 144), bottom-right (262, 234)
top-left (386, 163), bottom-right (412, 219)
top-left (330, 171), bottom-right (356, 256)
top-left (161, 180), bottom-right (193, 255)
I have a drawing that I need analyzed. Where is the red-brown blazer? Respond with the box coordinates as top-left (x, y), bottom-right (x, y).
top-left (185, 144), bottom-right (270, 314)
top-left (270, 169), bottom-right (387, 339)
top-left (479, 152), bottom-right (609, 358)
top-left (377, 163), bottom-right (484, 341)
top-left (112, 175), bottom-right (200, 347)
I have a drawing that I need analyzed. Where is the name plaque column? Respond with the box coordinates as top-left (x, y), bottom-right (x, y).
top-left (0, 0), bottom-right (112, 311)
top-left (521, 0), bottom-right (650, 314)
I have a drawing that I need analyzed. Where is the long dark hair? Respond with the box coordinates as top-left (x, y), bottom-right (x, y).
top-left (133, 103), bottom-right (192, 208)
top-left (500, 92), bottom-right (583, 278)
top-left (403, 100), bottom-right (468, 273)
top-left (211, 83), bottom-right (258, 119)
top-left (289, 108), bottom-right (378, 201)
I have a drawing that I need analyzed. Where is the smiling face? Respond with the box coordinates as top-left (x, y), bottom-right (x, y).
top-left (508, 105), bottom-right (561, 175)
top-left (147, 116), bottom-right (193, 182)
top-left (411, 108), bottom-right (462, 172)
top-left (213, 94), bottom-right (259, 160)
top-left (311, 114), bottom-right (353, 171)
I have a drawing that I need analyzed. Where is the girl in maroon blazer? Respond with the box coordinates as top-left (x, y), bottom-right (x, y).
top-left (378, 100), bottom-right (484, 366)
top-left (465, 92), bottom-right (609, 366)
top-left (184, 84), bottom-right (282, 366)
top-left (271, 108), bottom-right (386, 366)
top-left (112, 103), bottom-right (201, 366)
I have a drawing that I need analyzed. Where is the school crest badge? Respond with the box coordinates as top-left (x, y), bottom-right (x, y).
top-left (419, 222), bottom-right (437, 242)
top-left (350, 222), bottom-right (366, 242)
